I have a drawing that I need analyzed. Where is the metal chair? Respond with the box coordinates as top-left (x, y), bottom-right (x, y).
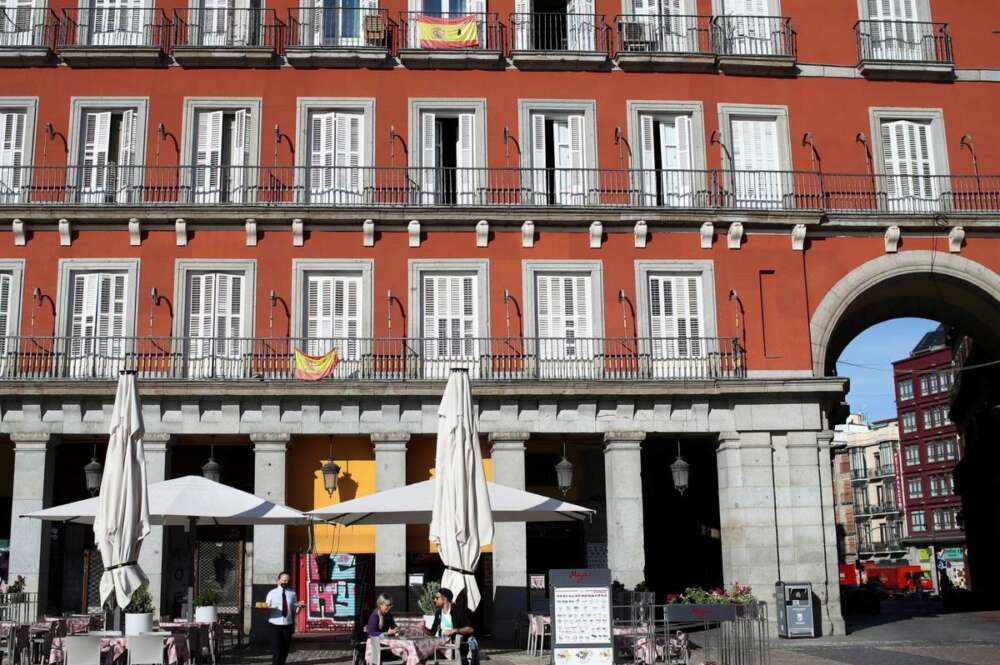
top-left (369, 637), bottom-right (406, 665)
top-left (126, 634), bottom-right (165, 665)
top-left (431, 634), bottom-right (463, 665)
top-left (63, 635), bottom-right (102, 665)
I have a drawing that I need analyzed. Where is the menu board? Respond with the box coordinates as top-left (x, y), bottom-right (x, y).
top-left (549, 569), bottom-right (612, 665)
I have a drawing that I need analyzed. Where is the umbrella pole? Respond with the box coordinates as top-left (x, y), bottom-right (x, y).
top-left (187, 516), bottom-right (197, 622)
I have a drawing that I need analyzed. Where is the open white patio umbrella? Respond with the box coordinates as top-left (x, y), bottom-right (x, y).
top-left (94, 370), bottom-right (151, 611)
top-left (429, 368), bottom-right (493, 611)
top-left (308, 479), bottom-right (594, 525)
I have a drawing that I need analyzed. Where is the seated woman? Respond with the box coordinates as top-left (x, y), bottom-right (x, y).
top-left (367, 593), bottom-right (400, 638)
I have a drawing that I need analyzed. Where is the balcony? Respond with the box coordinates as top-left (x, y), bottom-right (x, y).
top-left (397, 12), bottom-right (502, 69)
top-left (612, 14), bottom-right (714, 72)
top-left (857, 538), bottom-right (904, 554)
top-left (58, 7), bottom-right (168, 67)
top-left (869, 502), bottom-right (900, 516)
top-left (171, 8), bottom-right (280, 67)
top-left (509, 12), bottom-right (609, 70)
top-left (850, 469), bottom-right (868, 482)
top-left (4, 166), bottom-right (1000, 217)
top-left (285, 5), bottom-right (393, 68)
top-left (0, 7), bottom-right (57, 65)
top-left (855, 20), bottom-right (954, 80)
top-left (870, 464), bottom-right (895, 479)
top-left (711, 15), bottom-right (796, 75)
top-left (0, 335), bottom-right (745, 382)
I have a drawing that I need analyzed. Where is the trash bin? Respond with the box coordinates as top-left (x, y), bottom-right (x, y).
top-left (775, 581), bottom-right (815, 638)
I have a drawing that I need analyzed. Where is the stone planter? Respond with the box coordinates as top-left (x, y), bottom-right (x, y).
top-left (125, 612), bottom-right (154, 636)
top-left (664, 603), bottom-right (738, 622)
top-left (195, 606), bottom-right (218, 623)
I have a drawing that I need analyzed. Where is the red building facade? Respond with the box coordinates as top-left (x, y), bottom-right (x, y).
top-left (2, 0), bottom-right (1000, 636)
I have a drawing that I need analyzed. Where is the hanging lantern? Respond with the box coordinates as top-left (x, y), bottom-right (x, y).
top-left (202, 443), bottom-right (222, 483)
top-left (322, 439), bottom-right (341, 496)
top-left (84, 445), bottom-right (103, 496)
top-left (555, 442), bottom-right (574, 496)
top-left (670, 441), bottom-right (690, 495)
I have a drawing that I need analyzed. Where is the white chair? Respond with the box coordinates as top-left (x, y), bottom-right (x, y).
top-left (127, 635), bottom-right (165, 665)
top-left (369, 637), bottom-right (405, 665)
top-left (63, 636), bottom-right (102, 665)
top-left (529, 616), bottom-right (551, 657)
top-left (431, 634), bottom-right (462, 665)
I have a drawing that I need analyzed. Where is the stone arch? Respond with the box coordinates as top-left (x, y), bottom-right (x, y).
top-left (811, 251), bottom-right (1000, 376)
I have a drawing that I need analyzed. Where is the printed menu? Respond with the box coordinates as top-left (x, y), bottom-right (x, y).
top-left (553, 586), bottom-right (612, 645)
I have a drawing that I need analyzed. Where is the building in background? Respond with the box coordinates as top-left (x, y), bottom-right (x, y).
top-left (893, 325), bottom-right (968, 592)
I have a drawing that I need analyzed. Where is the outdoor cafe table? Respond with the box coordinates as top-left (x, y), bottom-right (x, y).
top-left (49, 633), bottom-right (191, 665)
top-left (158, 620), bottom-right (222, 660)
top-left (366, 636), bottom-right (450, 665)
top-left (612, 626), bottom-right (688, 665)
top-left (1, 622), bottom-right (30, 660)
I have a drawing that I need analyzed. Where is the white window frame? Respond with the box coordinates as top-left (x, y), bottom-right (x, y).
top-left (634, 259), bottom-right (717, 358)
top-left (171, 259), bottom-right (257, 340)
top-left (67, 97), bottom-right (149, 204)
top-left (0, 97), bottom-right (38, 203)
top-left (294, 97), bottom-right (375, 204)
top-left (55, 258), bottom-right (141, 340)
top-left (897, 377), bottom-right (913, 401)
top-left (869, 107), bottom-right (950, 211)
top-left (901, 411), bottom-right (916, 433)
top-left (713, 0), bottom-right (781, 15)
top-left (518, 99), bottom-right (598, 205)
top-left (717, 103), bottom-right (792, 207)
top-left (522, 260), bottom-right (604, 340)
top-left (186, 0), bottom-right (265, 46)
top-left (904, 444), bottom-right (919, 466)
top-left (627, 100), bottom-right (706, 207)
top-left (297, 0), bottom-right (379, 47)
top-left (408, 98), bottom-right (488, 205)
top-left (856, 0), bottom-right (930, 22)
top-left (75, 0), bottom-right (152, 46)
top-left (911, 509), bottom-right (926, 531)
top-left (291, 259), bottom-right (374, 340)
top-left (907, 477), bottom-right (922, 499)
top-left (0, 259), bottom-right (25, 374)
top-left (180, 97), bottom-right (262, 190)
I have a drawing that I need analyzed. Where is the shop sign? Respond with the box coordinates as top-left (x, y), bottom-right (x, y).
top-left (941, 547), bottom-right (964, 561)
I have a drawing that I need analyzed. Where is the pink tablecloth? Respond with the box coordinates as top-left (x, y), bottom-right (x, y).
top-left (30, 618), bottom-right (67, 636)
top-left (366, 636), bottom-right (450, 665)
top-left (613, 628), bottom-right (688, 665)
top-left (45, 616), bottom-right (91, 635)
top-left (49, 635), bottom-right (190, 665)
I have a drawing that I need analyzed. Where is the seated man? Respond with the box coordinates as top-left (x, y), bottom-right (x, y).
top-left (427, 588), bottom-right (478, 665)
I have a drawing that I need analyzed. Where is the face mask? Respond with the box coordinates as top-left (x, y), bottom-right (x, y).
top-left (280, 582), bottom-right (289, 588)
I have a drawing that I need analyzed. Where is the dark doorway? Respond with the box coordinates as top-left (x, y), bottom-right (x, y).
top-left (531, 0), bottom-right (567, 49)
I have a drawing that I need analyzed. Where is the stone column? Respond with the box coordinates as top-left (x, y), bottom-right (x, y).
top-left (489, 432), bottom-right (529, 642)
top-left (716, 431), bottom-right (845, 637)
top-left (372, 433), bottom-right (409, 604)
top-left (604, 431), bottom-right (646, 589)
top-left (139, 433), bottom-right (172, 618)
top-left (8, 432), bottom-right (53, 611)
top-left (250, 433), bottom-right (290, 643)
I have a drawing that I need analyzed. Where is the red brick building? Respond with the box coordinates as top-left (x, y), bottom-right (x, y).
top-left (2, 0), bottom-right (1000, 637)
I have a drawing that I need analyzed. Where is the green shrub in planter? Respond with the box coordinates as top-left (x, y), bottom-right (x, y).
top-left (125, 586), bottom-right (155, 614)
top-left (417, 581), bottom-right (440, 616)
top-left (196, 589), bottom-right (222, 607)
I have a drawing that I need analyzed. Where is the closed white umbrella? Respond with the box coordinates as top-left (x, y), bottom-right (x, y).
top-left (429, 369), bottom-right (494, 611)
top-left (93, 371), bottom-right (151, 610)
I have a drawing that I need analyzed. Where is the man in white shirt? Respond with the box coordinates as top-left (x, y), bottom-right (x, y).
top-left (265, 571), bottom-right (301, 665)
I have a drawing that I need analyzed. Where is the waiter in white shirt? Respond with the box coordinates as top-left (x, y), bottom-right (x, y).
top-left (264, 571), bottom-right (303, 665)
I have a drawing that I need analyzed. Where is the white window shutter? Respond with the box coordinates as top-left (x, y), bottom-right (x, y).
top-left (334, 112), bottom-right (363, 202)
top-left (514, 0), bottom-right (529, 49)
top-left (0, 110), bottom-right (26, 194)
top-left (69, 273), bottom-right (99, 361)
top-left (531, 113), bottom-right (547, 204)
top-left (306, 274), bottom-right (334, 342)
top-left (639, 114), bottom-right (657, 205)
top-left (881, 119), bottom-right (936, 208)
top-left (468, 0), bottom-right (485, 17)
top-left (567, 113), bottom-right (586, 200)
top-left (0, 274), bottom-right (11, 357)
top-left (674, 114), bottom-right (693, 201)
top-left (310, 111), bottom-right (336, 199)
top-left (571, 275), bottom-right (592, 340)
top-left (421, 111), bottom-right (436, 202)
top-left (82, 112), bottom-right (112, 196)
top-left (195, 110), bottom-right (223, 200)
top-left (456, 112), bottom-right (476, 203)
top-left (422, 274), bottom-right (439, 341)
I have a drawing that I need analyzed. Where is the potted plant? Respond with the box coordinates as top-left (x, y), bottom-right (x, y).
top-left (124, 586), bottom-right (155, 636)
top-left (195, 589), bottom-right (222, 623)
top-left (417, 581), bottom-right (440, 630)
top-left (5, 575), bottom-right (27, 602)
top-left (664, 584), bottom-right (757, 623)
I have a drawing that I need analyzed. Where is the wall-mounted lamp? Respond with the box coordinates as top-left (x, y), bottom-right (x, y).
top-left (728, 289), bottom-right (744, 344)
top-left (960, 134), bottom-right (980, 179)
top-left (802, 132), bottom-right (821, 172)
top-left (503, 288), bottom-right (511, 338)
top-left (30, 287), bottom-right (42, 336)
top-left (269, 289), bottom-right (278, 336)
top-left (613, 127), bottom-right (632, 168)
top-left (710, 130), bottom-right (734, 170)
top-left (617, 289), bottom-right (628, 336)
top-left (503, 126), bottom-right (521, 166)
top-left (322, 437), bottom-right (341, 496)
top-left (387, 289), bottom-right (394, 336)
top-left (149, 287), bottom-right (161, 331)
top-left (855, 132), bottom-right (874, 174)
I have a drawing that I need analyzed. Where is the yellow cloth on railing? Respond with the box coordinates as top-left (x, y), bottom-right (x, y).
top-left (294, 348), bottom-right (340, 381)
top-left (417, 14), bottom-right (479, 48)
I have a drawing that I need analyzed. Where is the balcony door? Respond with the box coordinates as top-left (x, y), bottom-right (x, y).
top-left (721, 0), bottom-right (773, 56)
top-left (88, 0), bottom-right (146, 46)
top-left (731, 116), bottom-right (783, 207)
top-left (627, 0), bottom-right (696, 53)
top-left (0, 0), bottom-right (35, 47)
top-left (531, 112), bottom-right (587, 205)
top-left (421, 273), bottom-right (479, 379)
top-left (867, 0), bottom-right (923, 61)
top-left (535, 273), bottom-right (594, 379)
top-left (639, 114), bottom-right (693, 207)
top-left (312, 0), bottom-right (371, 47)
top-left (200, 0), bottom-right (260, 46)
top-left (308, 110), bottom-right (364, 204)
top-left (0, 272), bottom-right (14, 375)
top-left (194, 109), bottom-right (250, 204)
top-left (409, 0), bottom-right (484, 48)
top-left (304, 273), bottom-right (363, 377)
top-left (880, 119), bottom-right (938, 213)
top-left (564, 0), bottom-right (593, 50)
top-left (78, 110), bottom-right (138, 204)
top-left (0, 110), bottom-right (26, 205)
top-left (67, 272), bottom-right (128, 378)
top-left (646, 273), bottom-right (704, 378)
top-left (186, 272), bottom-right (247, 379)
top-left (419, 112), bottom-right (477, 205)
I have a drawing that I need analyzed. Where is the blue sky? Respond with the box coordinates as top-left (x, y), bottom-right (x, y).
top-left (836, 318), bottom-right (940, 421)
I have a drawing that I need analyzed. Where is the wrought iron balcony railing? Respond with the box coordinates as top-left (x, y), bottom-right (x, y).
top-left (287, 5), bottom-right (391, 49)
top-left (613, 14), bottom-right (711, 55)
top-left (2, 165), bottom-right (1000, 213)
top-left (399, 11), bottom-right (501, 51)
top-left (0, 7), bottom-right (57, 49)
top-left (509, 12), bottom-right (609, 53)
top-left (855, 19), bottom-right (952, 64)
top-left (870, 464), bottom-right (895, 478)
top-left (0, 335), bottom-right (744, 382)
top-left (857, 538), bottom-right (904, 553)
top-left (711, 15), bottom-right (795, 59)
top-left (172, 7), bottom-right (280, 49)
top-left (850, 469), bottom-right (868, 481)
top-left (59, 7), bottom-right (169, 48)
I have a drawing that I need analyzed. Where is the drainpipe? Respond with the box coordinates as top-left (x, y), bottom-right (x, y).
top-left (817, 432), bottom-right (835, 633)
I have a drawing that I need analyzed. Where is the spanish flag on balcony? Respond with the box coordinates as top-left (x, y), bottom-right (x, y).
top-left (294, 347), bottom-right (340, 381)
top-left (417, 14), bottom-right (479, 49)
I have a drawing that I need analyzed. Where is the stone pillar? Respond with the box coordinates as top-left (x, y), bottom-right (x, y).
top-left (604, 431), bottom-right (646, 589)
top-left (250, 433), bottom-right (290, 643)
top-left (489, 432), bottom-right (529, 642)
top-left (139, 434), bottom-right (171, 618)
top-left (716, 431), bottom-right (845, 637)
top-left (8, 432), bottom-right (53, 613)
top-left (372, 433), bottom-right (409, 604)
